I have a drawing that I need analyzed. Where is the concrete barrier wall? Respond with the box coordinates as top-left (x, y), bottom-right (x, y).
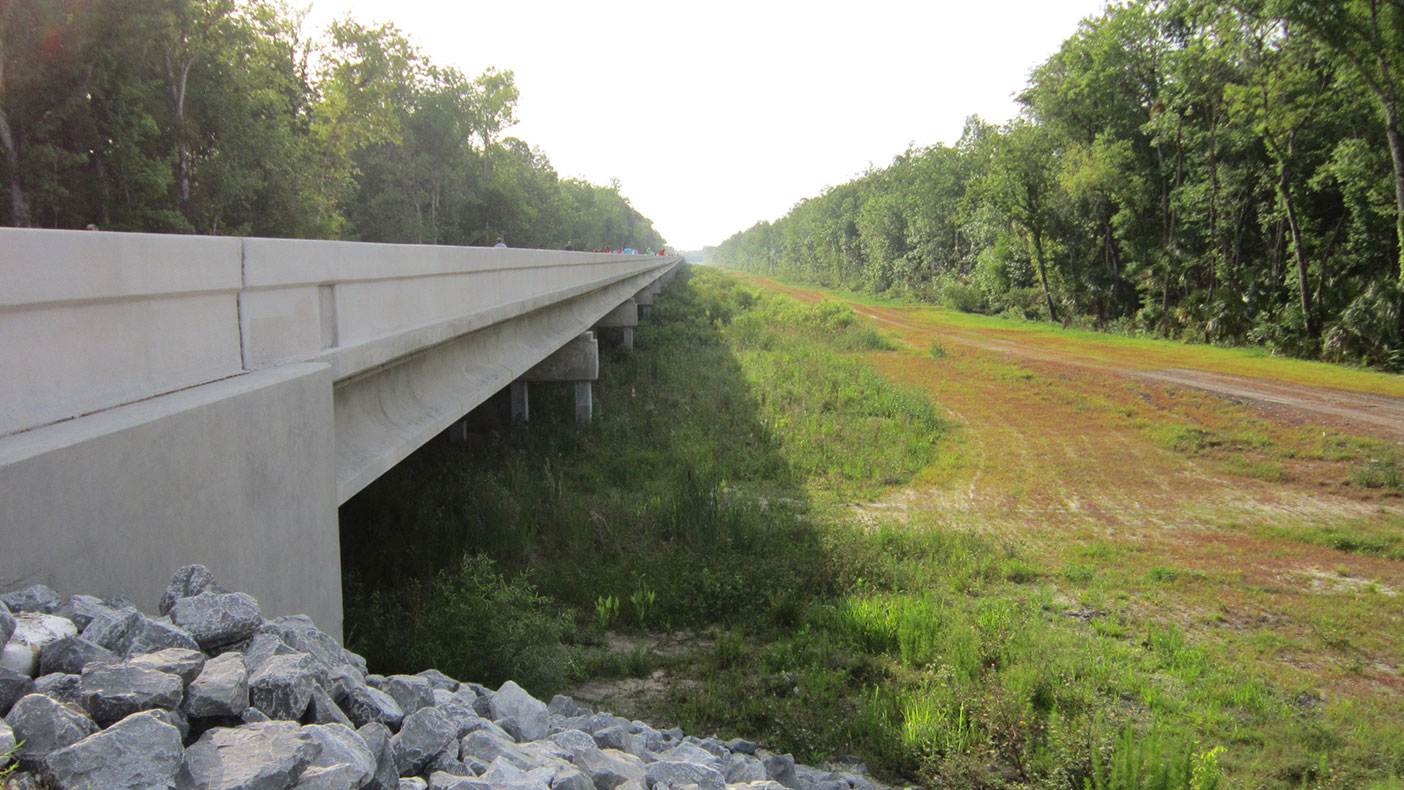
top-left (1, 227), bottom-right (681, 639)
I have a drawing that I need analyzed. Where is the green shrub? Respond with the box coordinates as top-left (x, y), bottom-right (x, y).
top-left (941, 283), bottom-right (987, 314)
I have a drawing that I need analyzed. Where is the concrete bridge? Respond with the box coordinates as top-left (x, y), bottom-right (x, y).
top-left (0, 228), bottom-right (682, 638)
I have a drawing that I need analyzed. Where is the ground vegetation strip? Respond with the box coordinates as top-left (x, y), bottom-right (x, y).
top-left (0, 0), bottom-right (664, 251)
top-left (710, 0), bottom-right (1404, 371)
top-left (341, 268), bottom-right (1404, 789)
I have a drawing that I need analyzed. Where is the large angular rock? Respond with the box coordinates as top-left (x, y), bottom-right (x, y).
top-left (38, 636), bottom-right (118, 676)
top-left (0, 585), bottom-right (61, 614)
top-left (428, 773), bottom-right (490, 790)
top-left (661, 741), bottom-right (723, 770)
top-left (725, 754), bottom-right (769, 784)
top-left (0, 601), bottom-right (15, 645)
top-left (158, 564), bottom-right (221, 616)
top-left (480, 757), bottom-right (556, 790)
top-left (553, 767), bottom-right (595, 790)
top-left (181, 721), bottom-right (320, 790)
top-left (357, 722), bottom-right (401, 790)
top-left (417, 669), bottom-right (460, 693)
top-left (170, 592), bottom-right (263, 650)
top-left (548, 729), bottom-right (597, 757)
top-left (569, 748), bottom-right (646, 790)
top-left (590, 726), bottom-right (647, 760)
top-left (547, 695), bottom-right (580, 718)
top-left (120, 616), bottom-right (201, 657)
top-left (338, 684), bottom-right (405, 730)
top-left (391, 706), bottom-right (456, 777)
top-left (126, 647), bottom-right (206, 685)
top-left (2, 613), bottom-right (79, 677)
top-left (79, 663), bottom-right (184, 725)
top-left (0, 665), bottom-right (36, 715)
top-left (764, 753), bottom-right (800, 790)
top-left (55, 595), bottom-right (117, 632)
top-left (183, 652), bottom-right (249, 719)
top-left (644, 758), bottom-right (725, 790)
top-left (458, 730), bottom-right (571, 774)
top-left (307, 684), bottom-right (354, 727)
top-left (490, 681), bottom-right (549, 743)
top-left (6, 693), bottom-right (98, 766)
top-left (295, 723), bottom-right (376, 790)
top-left (30, 673), bottom-right (80, 704)
top-left (248, 652), bottom-right (320, 720)
top-left (40, 710), bottom-right (183, 790)
top-left (383, 675), bottom-right (435, 717)
top-left (0, 719), bottom-right (16, 767)
top-left (239, 631), bottom-right (298, 674)
top-left (80, 607), bottom-right (143, 652)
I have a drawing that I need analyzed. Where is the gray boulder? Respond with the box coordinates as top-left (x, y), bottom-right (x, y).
top-left (428, 773), bottom-right (489, 790)
top-left (32, 673), bottom-right (81, 705)
top-left (660, 741), bottom-right (723, 770)
top-left (308, 684), bottom-right (355, 727)
top-left (383, 675), bottom-right (435, 717)
top-left (295, 723), bottom-right (376, 790)
top-left (79, 663), bottom-right (183, 725)
top-left (480, 757), bottom-right (556, 790)
top-left (79, 607), bottom-right (143, 652)
top-left (764, 754), bottom-right (800, 790)
top-left (38, 636), bottom-right (118, 676)
top-left (569, 748), bottom-right (646, 790)
top-left (158, 564), bottom-right (221, 616)
top-left (0, 719), bottom-right (15, 767)
top-left (391, 706), bottom-right (456, 777)
top-left (40, 710), bottom-right (183, 790)
top-left (0, 665), bottom-right (36, 715)
top-left (6, 693), bottom-right (98, 766)
top-left (0, 585), bottom-right (61, 614)
top-left (726, 738), bottom-right (758, 756)
top-left (127, 646), bottom-right (207, 685)
top-left (181, 721), bottom-right (320, 790)
top-left (491, 681), bottom-right (549, 743)
top-left (547, 695), bottom-right (579, 718)
top-left (120, 616), bottom-right (201, 657)
top-left (644, 759), bottom-right (725, 790)
top-left (552, 768), bottom-right (594, 790)
top-left (547, 729), bottom-right (597, 757)
top-left (402, 779), bottom-right (431, 790)
top-left (239, 632), bottom-right (299, 676)
top-left (591, 726), bottom-right (647, 759)
top-left (170, 591), bottom-right (263, 650)
top-left (417, 669), bottom-right (460, 693)
top-left (2, 613), bottom-right (79, 677)
top-left (55, 595), bottom-right (117, 632)
top-left (726, 755), bottom-right (769, 784)
top-left (248, 652), bottom-right (320, 720)
top-left (338, 684), bottom-right (405, 730)
top-left (357, 722), bottom-right (401, 790)
top-left (184, 652), bottom-right (249, 719)
top-left (458, 730), bottom-right (566, 773)
top-left (0, 601), bottom-right (15, 645)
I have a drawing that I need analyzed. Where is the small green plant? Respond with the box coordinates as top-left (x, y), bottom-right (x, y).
top-left (629, 585), bottom-right (656, 627)
top-left (929, 341), bottom-right (947, 359)
top-left (595, 594), bottom-right (620, 629)
top-left (1353, 454), bottom-right (1403, 489)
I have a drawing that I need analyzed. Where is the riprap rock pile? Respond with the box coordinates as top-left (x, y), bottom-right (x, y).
top-left (0, 567), bottom-right (889, 790)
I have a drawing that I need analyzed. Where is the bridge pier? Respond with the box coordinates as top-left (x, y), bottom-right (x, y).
top-left (594, 299), bottom-right (638, 350)
top-left (635, 284), bottom-right (656, 320)
top-left (515, 332), bottom-right (599, 423)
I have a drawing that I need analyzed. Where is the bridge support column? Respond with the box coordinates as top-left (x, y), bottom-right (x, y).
top-left (594, 299), bottom-right (638, 350)
top-left (516, 332), bottom-right (599, 423)
top-left (635, 286), bottom-right (655, 320)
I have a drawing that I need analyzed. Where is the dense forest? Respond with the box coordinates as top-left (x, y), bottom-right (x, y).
top-left (0, 0), bottom-right (665, 251)
top-left (713, 0), bottom-right (1404, 370)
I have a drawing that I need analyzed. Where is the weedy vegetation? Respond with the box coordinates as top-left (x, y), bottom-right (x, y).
top-left (341, 268), bottom-right (1404, 789)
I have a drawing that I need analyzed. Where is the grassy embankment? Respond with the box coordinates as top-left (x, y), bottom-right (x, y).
top-left (340, 267), bottom-right (1404, 790)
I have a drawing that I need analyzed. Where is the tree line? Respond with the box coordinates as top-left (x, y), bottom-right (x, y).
top-left (0, 0), bottom-right (666, 251)
top-left (712, 0), bottom-right (1404, 370)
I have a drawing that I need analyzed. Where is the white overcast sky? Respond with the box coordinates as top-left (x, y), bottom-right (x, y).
top-left (303, 0), bottom-right (1110, 250)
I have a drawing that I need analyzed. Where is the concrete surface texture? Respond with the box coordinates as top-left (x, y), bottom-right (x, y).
top-left (0, 228), bottom-right (681, 640)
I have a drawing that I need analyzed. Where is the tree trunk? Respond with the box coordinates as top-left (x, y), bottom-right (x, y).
top-left (1029, 230), bottom-right (1059, 323)
top-left (1277, 162), bottom-right (1315, 339)
top-left (1384, 102), bottom-right (1404, 282)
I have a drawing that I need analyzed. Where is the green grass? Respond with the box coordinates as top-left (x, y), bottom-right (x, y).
top-left (339, 267), bottom-right (1404, 790)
